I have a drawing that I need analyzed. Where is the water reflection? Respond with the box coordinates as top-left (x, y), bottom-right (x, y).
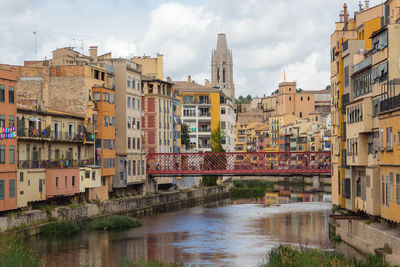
top-left (28, 202), bottom-right (333, 267)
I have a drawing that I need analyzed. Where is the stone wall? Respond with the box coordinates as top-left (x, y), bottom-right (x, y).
top-left (0, 186), bottom-right (229, 232)
top-left (333, 219), bottom-right (400, 265)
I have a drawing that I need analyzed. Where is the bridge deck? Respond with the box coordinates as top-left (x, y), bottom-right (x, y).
top-left (146, 151), bottom-right (331, 176)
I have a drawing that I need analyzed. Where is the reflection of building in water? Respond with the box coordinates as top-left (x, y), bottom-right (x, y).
top-left (258, 211), bottom-right (331, 248)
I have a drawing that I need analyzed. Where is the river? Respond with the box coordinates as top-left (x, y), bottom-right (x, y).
top-left (26, 201), bottom-right (334, 267)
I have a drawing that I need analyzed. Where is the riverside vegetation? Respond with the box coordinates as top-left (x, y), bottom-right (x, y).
top-left (258, 245), bottom-right (391, 267)
top-left (231, 180), bottom-right (274, 199)
top-left (41, 215), bottom-right (142, 236)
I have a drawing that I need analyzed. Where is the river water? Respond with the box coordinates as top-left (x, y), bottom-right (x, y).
top-left (26, 201), bottom-right (334, 267)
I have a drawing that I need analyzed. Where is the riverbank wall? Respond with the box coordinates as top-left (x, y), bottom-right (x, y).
top-left (330, 219), bottom-right (400, 265)
top-left (0, 186), bottom-right (230, 233)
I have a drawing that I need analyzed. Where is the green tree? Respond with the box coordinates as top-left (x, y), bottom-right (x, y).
top-left (211, 124), bottom-right (225, 153)
top-left (181, 123), bottom-right (191, 150)
top-left (202, 124), bottom-right (225, 186)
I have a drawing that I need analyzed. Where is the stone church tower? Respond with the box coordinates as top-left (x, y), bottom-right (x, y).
top-left (211, 33), bottom-right (235, 100)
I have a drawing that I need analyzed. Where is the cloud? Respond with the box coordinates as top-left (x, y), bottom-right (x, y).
top-left (0, 0), bottom-right (384, 98)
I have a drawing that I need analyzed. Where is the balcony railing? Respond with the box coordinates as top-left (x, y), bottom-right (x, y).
top-left (18, 158), bottom-right (95, 169)
top-left (18, 129), bottom-right (94, 142)
top-left (198, 128), bottom-right (211, 133)
top-left (199, 113), bottom-right (211, 117)
top-left (380, 95), bottom-right (400, 113)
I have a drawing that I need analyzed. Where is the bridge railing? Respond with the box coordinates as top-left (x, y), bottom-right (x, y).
top-left (146, 151), bottom-right (331, 175)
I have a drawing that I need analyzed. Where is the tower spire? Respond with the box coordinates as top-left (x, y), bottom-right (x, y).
top-left (211, 33), bottom-right (235, 100)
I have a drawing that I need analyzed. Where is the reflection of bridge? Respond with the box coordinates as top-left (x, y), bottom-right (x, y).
top-left (146, 152), bottom-right (331, 176)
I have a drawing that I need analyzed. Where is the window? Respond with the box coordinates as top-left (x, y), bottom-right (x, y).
top-left (9, 145), bottom-right (14, 164)
top-left (381, 128), bottom-right (384, 148)
top-left (85, 171), bottom-right (90, 179)
top-left (8, 116), bottom-right (14, 127)
top-left (92, 171), bottom-right (96, 180)
top-left (389, 172), bottom-right (394, 202)
top-left (344, 178), bottom-right (351, 199)
top-left (127, 77), bottom-right (131, 88)
top-left (0, 145), bottom-right (5, 164)
top-left (137, 138), bottom-right (140, 149)
top-left (65, 176), bottom-right (68, 187)
top-left (307, 96), bottom-right (310, 101)
top-left (72, 176), bottom-right (75, 187)
top-left (142, 160), bottom-right (145, 175)
top-left (396, 173), bottom-right (400, 204)
top-left (386, 175), bottom-right (389, 206)
top-left (0, 84), bottom-right (4, 102)
top-left (0, 115), bottom-right (4, 128)
top-left (104, 116), bottom-right (109, 127)
top-left (132, 78), bottom-right (135, 89)
top-left (127, 117), bottom-right (131, 128)
top-left (221, 108), bottom-right (226, 114)
top-left (289, 97), bottom-right (291, 101)
top-left (56, 177), bottom-right (59, 187)
top-left (137, 120), bottom-right (140, 130)
top-left (93, 92), bottom-right (101, 101)
top-left (103, 139), bottom-right (114, 149)
top-left (132, 160), bottom-right (136, 175)
top-left (128, 160), bottom-right (131, 176)
top-left (128, 137), bottom-right (131, 149)
top-left (20, 172), bottom-right (24, 182)
top-left (137, 161), bottom-right (140, 176)
top-left (127, 96), bottom-right (131, 108)
top-left (137, 99), bottom-right (140, 110)
top-left (132, 137), bottom-right (136, 149)
top-left (132, 97), bottom-right (135, 109)
top-left (0, 180), bottom-right (4, 200)
top-left (301, 96), bottom-right (303, 101)
top-left (8, 86), bottom-right (14, 104)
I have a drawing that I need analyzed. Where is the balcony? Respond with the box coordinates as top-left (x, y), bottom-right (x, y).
top-left (18, 158), bottom-right (95, 169)
top-left (380, 94), bottom-right (400, 114)
top-left (18, 129), bottom-right (94, 143)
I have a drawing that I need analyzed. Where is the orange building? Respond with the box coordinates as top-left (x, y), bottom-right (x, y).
top-left (0, 66), bottom-right (17, 211)
top-left (93, 85), bottom-right (115, 199)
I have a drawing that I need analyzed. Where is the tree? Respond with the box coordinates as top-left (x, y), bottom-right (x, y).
top-left (246, 94), bottom-right (252, 102)
top-left (211, 124), bottom-right (225, 153)
top-left (202, 124), bottom-right (225, 186)
top-left (181, 123), bottom-right (191, 150)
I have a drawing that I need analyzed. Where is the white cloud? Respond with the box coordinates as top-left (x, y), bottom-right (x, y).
top-left (0, 0), bottom-right (385, 98)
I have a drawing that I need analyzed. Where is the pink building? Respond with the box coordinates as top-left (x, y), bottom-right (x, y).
top-left (46, 168), bottom-right (80, 197)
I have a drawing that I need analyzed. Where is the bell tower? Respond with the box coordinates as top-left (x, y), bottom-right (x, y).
top-left (211, 33), bottom-right (235, 100)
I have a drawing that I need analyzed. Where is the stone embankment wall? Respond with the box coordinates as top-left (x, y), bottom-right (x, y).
top-left (331, 219), bottom-right (400, 266)
top-left (0, 186), bottom-right (229, 232)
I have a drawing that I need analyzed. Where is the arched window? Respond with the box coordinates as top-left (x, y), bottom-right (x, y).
top-left (217, 68), bottom-right (220, 83)
top-left (223, 68), bottom-right (226, 83)
top-left (127, 77), bottom-right (131, 88)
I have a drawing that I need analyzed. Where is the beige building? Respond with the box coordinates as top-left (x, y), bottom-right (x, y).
top-left (98, 55), bottom-right (146, 196)
top-left (16, 106), bottom-right (97, 207)
top-left (132, 54), bottom-right (163, 80)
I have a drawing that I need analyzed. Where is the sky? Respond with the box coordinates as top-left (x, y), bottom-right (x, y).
top-left (0, 0), bottom-right (384, 98)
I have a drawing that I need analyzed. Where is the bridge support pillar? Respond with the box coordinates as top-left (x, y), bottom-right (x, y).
top-left (312, 175), bottom-right (321, 190)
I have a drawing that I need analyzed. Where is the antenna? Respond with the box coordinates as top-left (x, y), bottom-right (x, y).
top-left (33, 31), bottom-right (37, 59)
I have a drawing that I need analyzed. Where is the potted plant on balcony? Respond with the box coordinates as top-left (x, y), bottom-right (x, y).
top-left (44, 125), bottom-right (51, 138)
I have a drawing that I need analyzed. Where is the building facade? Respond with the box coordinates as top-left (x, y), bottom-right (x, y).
top-left (0, 67), bottom-right (17, 212)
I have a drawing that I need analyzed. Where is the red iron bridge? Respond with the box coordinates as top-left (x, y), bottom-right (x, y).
top-left (146, 151), bottom-right (331, 176)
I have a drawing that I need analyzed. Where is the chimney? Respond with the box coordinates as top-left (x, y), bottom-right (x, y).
top-left (205, 79), bottom-right (211, 87)
top-left (365, 0), bottom-right (369, 9)
top-left (359, 1), bottom-right (363, 11)
top-left (343, 3), bottom-right (348, 30)
top-left (340, 10), bottom-right (344, 22)
top-left (89, 46), bottom-right (98, 61)
top-left (188, 75), bottom-right (191, 83)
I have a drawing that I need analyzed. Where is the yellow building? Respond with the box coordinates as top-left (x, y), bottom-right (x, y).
top-left (132, 54), bottom-right (163, 80)
top-left (174, 77), bottom-right (234, 152)
top-left (174, 80), bottom-right (221, 152)
top-left (330, 2), bottom-right (384, 209)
